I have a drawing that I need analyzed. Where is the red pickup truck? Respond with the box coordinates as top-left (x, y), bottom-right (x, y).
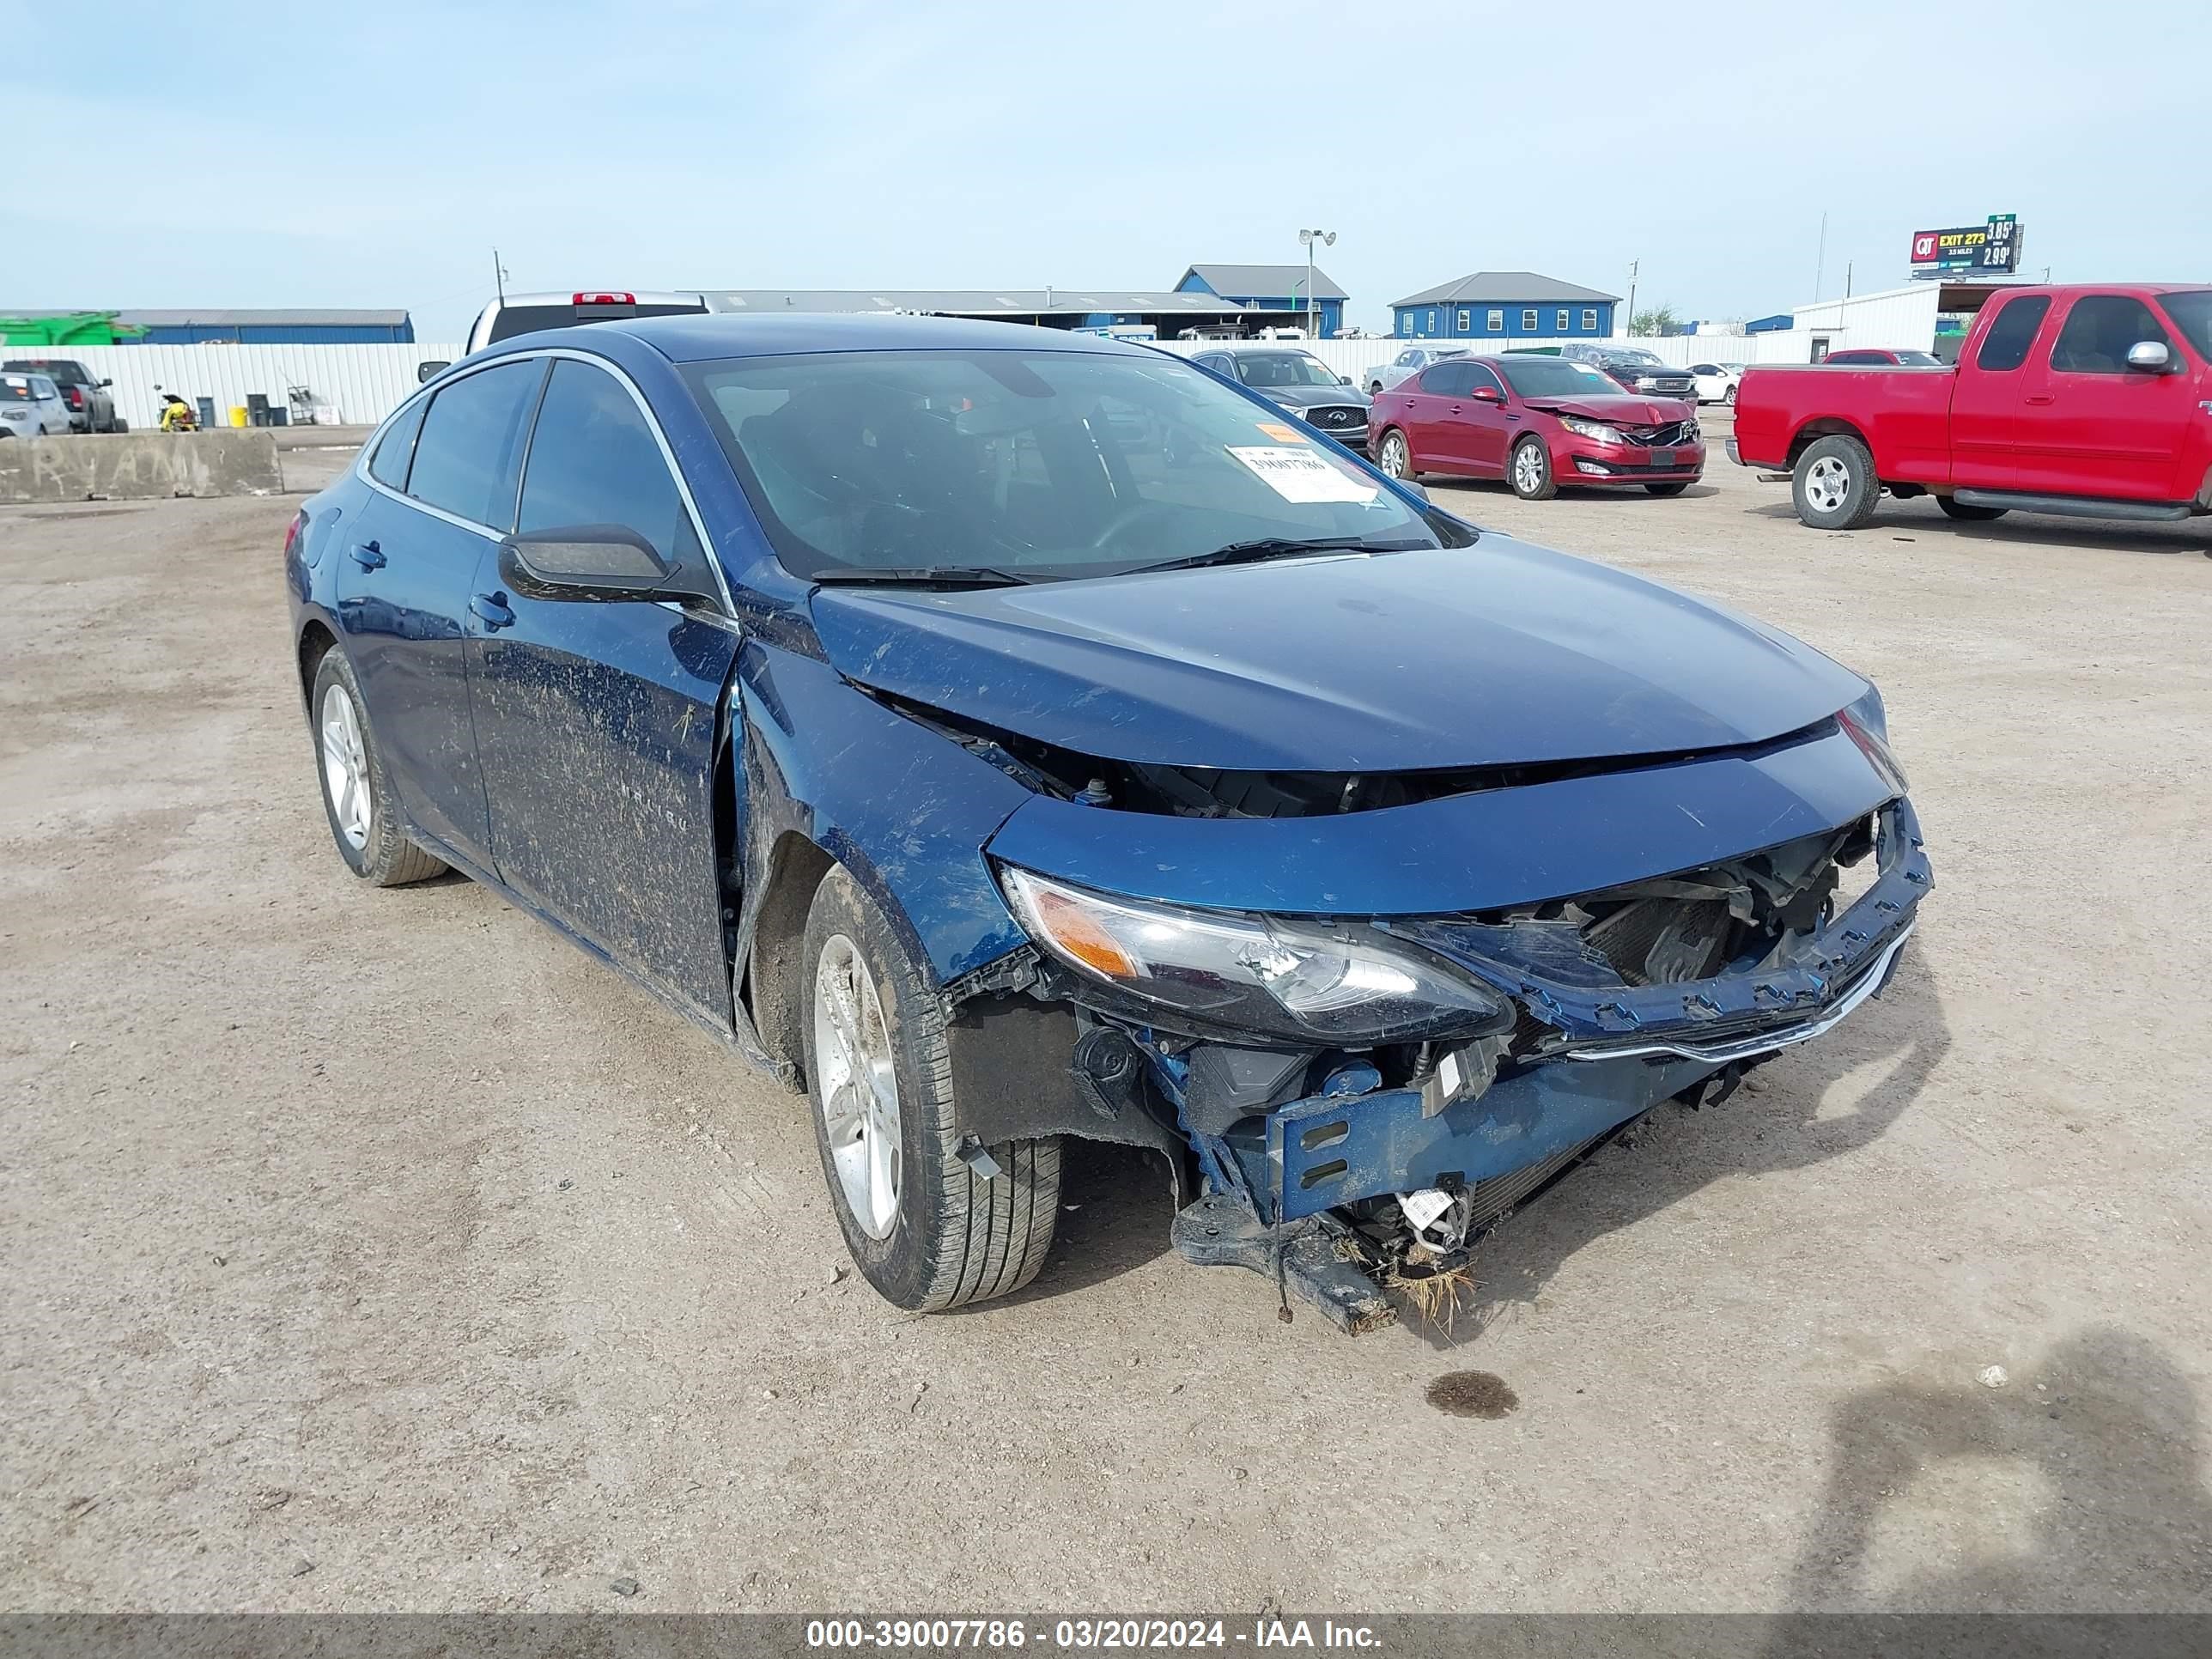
top-left (1733, 285), bottom-right (2212, 532)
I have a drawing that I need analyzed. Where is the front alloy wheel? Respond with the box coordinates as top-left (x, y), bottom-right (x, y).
top-left (811, 933), bottom-right (902, 1239)
top-left (1510, 437), bottom-right (1557, 501)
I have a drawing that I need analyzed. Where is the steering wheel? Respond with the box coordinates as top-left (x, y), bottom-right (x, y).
top-left (1087, 500), bottom-right (1179, 551)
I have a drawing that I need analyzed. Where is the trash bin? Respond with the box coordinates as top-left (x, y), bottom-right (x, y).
top-left (268, 408), bottom-right (289, 427)
top-left (228, 406), bottom-right (248, 428)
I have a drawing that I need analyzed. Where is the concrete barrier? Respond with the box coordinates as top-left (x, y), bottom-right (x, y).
top-left (0, 431), bottom-right (286, 503)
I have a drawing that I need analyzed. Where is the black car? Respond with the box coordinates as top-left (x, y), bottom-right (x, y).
top-left (1549, 344), bottom-right (1698, 403)
top-left (1189, 346), bottom-right (1370, 449)
top-left (1, 358), bottom-right (122, 433)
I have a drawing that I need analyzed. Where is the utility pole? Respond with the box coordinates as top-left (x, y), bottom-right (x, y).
top-left (1813, 213), bottom-right (1827, 301)
top-left (1298, 228), bottom-right (1335, 337)
top-left (1844, 260), bottom-right (1853, 299)
top-left (1625, 259), bottom-right (1638, 337)
top-left (493, 248), bottom-right (509, 304)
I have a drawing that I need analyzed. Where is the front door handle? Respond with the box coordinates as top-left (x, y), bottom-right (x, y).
top-left (1446, 404), bottom-right (1464, 414)
top-left (470, 592), bottom-right (515, 631)
top-left (349, 540), bottom-right (385, 570)
top-left (2025, 393), bottom-right (2056, 406)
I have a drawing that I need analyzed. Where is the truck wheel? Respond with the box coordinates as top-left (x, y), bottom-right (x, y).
top-left (1510, 436), bottom-right (1558, 501)
top-left (801, 866), bottom-right (1060, 1311)
top-left (1937, 497), bottom-right (2008, 522)
top-left (1375, 428), bottom-right (1413, 480)
top-left (1791, 434), bottom-right (1880, 530)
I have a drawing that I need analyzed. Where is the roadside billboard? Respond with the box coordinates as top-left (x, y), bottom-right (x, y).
top-left (1910, 215), bottom-right (2021, 277)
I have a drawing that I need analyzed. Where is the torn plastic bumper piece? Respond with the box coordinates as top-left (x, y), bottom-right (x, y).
top-left (1171, 1193), bottom-right (1394, 1334)
top-left (1256, 1049), bottom-right (1721, 1224)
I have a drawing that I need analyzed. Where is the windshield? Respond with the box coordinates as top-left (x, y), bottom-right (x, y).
top-left (1233, 352), bottom-right (1341, 389)
top-left (685, 349), bottom-right (1435, 582)
top-left (2155, 292), bottom-right (2212, 357)
top-left (1497, 358), bottom-right (1623, 399)
top-left (1611, 349), bottom-right (1665, 366)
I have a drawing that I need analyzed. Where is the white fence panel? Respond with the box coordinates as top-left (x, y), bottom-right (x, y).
top-left (1150, 331), bottom-right (1823, 387)
top-left (21, 343), bottom-right (458, 433)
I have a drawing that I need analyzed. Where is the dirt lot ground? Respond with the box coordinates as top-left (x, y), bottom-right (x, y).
top-left (4, 425), bottom-right (2210, 1614)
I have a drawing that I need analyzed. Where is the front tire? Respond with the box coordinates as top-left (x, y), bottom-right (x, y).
top-left (801, 867), bottom-right (1060, 1311)
top-left (1937, 497), bottom-right (2008, 522)
top-left (1510, 436), bottom-right (1558, 501)
top-left (1723, 385), bottom-right (1737, 406)
top-left (1645, 481), bottom-right (1690, 497)
top-left (1375, 428), bottom-right (1413, 481)
top-left (307, 649), bottom-right (447, 886)
top-left (1790, 433), bottom-right (1881, 530)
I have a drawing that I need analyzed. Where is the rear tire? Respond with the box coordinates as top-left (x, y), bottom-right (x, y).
top-left (801, 867), bottom-right (1060, 1311)
top-left (307, 649), bottom-right (447, 886)
top-left (1937, 497), bottom-right (2008, 522)
top-left (1375, 428), bottom-right (1413, 481)
top-left (1723, 385), bottom-right (1737, 405)
top-left (1790, 434), bottom-right (1881, 530)
top-left (1510, 436), bottom-right (1558, 501)
top-left (1645, 481), bottom-right (1690, 497)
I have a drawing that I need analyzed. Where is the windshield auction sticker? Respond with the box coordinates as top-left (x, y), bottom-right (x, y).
top-left (1255, 421), bottom-right (1309, 443)
top-left (1226, 445), bottom-right (1380, 504)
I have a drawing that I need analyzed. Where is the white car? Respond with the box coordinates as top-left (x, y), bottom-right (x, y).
top-left (1362, 343), bottom-right (1468, 396)
top-left (1689, 361), bottom-right (1745, 405)
top-left (0, 371), bottom-right (71, 438)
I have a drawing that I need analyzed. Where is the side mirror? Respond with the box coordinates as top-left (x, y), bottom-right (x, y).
top-left (1470, 386), bottom-right (1504, 404)
top-left (99, 378), bottom-right (113, 388)
top-left (1338, 374), bottom-right (1353, 385)
top-left (497, 525), bottom-right (723, 610)
top-left (2126, 341), bottom-right (2172, 374)
top-left (416, 361), bottom-right (452, 384)
top-left (1399, 479), bottom-right (1430, 503)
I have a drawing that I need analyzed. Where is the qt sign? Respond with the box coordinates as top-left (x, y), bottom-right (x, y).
top-left (1911, 214), bottom-right (2021, 276)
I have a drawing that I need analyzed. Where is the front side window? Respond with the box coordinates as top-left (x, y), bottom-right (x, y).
top-left (407, 360), bottom-right (544, 527)
top-left (518, 361), bottom-right (696, 562)
top-left (685, 349), bottom-right (1437, 583)
top-left (1973, 296), bottom-right (2051, 372)
top-left (2050, 296), bottom-right (2170, 374)
top-left (1465, 364), bottom-right (1506, 398)
top-left (368, 397), bottom-right (428, 489)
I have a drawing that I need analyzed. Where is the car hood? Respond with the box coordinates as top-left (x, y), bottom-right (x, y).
top-left (1523, 394), bottom-right (1697, 424)
top-left (808, 538), bottom-right (1865, 773)
top-left (1250, 383), bottom-right (1367, 410)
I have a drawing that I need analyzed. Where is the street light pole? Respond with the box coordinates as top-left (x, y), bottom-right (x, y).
top-left (1625, 259), bottom-right (1638, 338)
top-left (1298, 228), bottom-right (1336, 337)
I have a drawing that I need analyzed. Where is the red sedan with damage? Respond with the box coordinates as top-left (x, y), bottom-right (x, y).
top-left (1369, 353), bottom-right (1705, 500)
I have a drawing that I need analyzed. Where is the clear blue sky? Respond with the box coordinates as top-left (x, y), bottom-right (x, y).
top-left (9, 0), bottom-right (2207, 343)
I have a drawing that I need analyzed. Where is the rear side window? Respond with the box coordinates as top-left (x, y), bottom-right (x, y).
top-left (2050, 296), bottom-right (2171, 374)
top-left (407, 361), bottom-right (544, 527)
top-left (1973, 297), bottom-right (2051, 372)
top-left (517, 362), bottom-right (696, 562)
top-left (1416, 363), bottom-right (1465, 394)
top-left (368, 398), bottom-right (428, 489)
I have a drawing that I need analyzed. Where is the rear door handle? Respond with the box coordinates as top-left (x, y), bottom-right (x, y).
top-left (349, 540), bottom-right (385, 569)
top-left (470, 592), bottom-right (515, 631)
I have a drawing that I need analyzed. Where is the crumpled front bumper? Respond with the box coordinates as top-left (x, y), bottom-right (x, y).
top-left (1238, 798), bottom-right (1931, 1223)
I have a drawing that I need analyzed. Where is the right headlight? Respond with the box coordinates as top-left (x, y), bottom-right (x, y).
top-left (999, 866), bottom-right (1509, 1044)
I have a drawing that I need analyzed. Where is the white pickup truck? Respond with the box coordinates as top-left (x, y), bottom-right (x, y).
top-left (1359, 343), bottom-right (1468, 397)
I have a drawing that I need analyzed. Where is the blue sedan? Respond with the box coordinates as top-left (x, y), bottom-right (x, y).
top-left (284, 315), bottom-right (1929, 1332)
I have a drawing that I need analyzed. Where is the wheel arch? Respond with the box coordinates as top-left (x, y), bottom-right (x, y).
top-left (1785, 416), bottom-right (1874, 470)
top-left (296, 617), bottom-right (340, 707)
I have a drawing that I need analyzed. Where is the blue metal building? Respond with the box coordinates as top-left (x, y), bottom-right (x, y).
top-left (1174, 264), bottom-right (1346, 337)
top-left (115, 308), bottom-right (416, 345)
top-left (1389, 272), bottom-right (1618, 340)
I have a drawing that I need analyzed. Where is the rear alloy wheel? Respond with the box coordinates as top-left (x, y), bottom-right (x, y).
top-left (801, 866), bottom-right (1060, 1310)
top-left (1936, 497), bottom-right (2008, 522)
top-left (1510, 436), bottom-right (1557, 501)
top-left (307, 649), bottom-right (447, 886)
top-left (1724, 385), bottom-right (1737, 405)
top-left (1376, 428), bottom-right (1412, 480)
top-left (1790, 433), bottom-right (1881, 530)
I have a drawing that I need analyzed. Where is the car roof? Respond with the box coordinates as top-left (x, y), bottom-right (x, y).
top-left (580, 312), bottom-right (1165, 364)
top-left (488, 290), bottom-right (705, 307)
